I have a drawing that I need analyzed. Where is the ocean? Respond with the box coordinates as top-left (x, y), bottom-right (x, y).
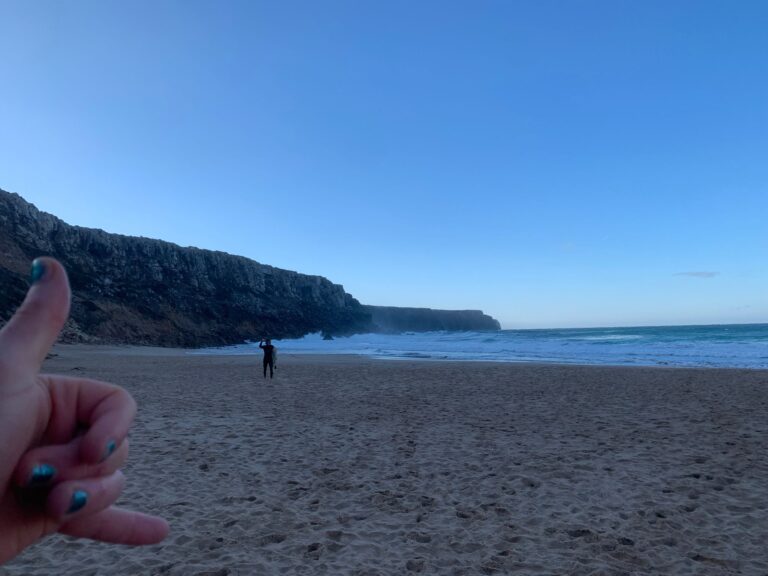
top-left (197, 323), bottom-right (768, 369)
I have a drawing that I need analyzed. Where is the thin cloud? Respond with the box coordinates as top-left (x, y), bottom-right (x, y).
top-left (674, 271), bottom-right (720, 278)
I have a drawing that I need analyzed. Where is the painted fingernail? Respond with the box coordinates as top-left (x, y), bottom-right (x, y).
top-left (30, 259), bottom-right (46, 284)
top-left (67, 490), bottom-right (88, 514)
top-left (101, 439), bottom-right (117, 462)
top-left (28, 464), bottom-right (57, 486)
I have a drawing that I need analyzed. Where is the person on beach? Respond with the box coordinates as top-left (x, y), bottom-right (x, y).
top-left (259, 338), bottom-right (277, 379)
top-left (0, 257), bottom-right (169, 564)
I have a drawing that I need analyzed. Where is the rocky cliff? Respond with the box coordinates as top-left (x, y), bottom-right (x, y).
top-left (363, 305), bottom-right (501, 333)
top-left (1, 189), bottom-right (500, 346)
top-left (0, 190), bottom-right (374, 346)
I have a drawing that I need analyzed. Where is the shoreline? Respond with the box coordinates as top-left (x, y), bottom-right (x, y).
top-left (57, 343), bottom-right (768, 373)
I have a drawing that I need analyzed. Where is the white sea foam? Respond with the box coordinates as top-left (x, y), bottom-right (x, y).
top-left (194, 324), bottom-right (768, 369)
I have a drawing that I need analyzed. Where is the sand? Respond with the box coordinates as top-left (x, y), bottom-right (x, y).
top-left (4, 346), bottom-right (768, 575)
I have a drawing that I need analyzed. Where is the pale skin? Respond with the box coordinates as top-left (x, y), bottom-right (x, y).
top-left (0, 257), bottom-right (169, 564)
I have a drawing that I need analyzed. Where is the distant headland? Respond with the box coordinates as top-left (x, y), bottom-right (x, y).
top-left (0, 189), bottom-right (500, 347)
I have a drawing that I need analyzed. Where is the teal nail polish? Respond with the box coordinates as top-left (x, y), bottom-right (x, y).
top-left (67, 490), bottom-right (88, 514)
top-left (30, 259), bottom-right (46, 284)
top-left (28, 464), bottom-right (56, 486)
top-left (101, 439), bottom-right (117, 462)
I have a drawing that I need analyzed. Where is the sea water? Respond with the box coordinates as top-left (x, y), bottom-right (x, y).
top-left (197, 324), bottom-right (768, 369)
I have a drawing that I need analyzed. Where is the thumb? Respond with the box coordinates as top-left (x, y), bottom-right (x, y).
top-left (0, 257), bottom-right (71, 377)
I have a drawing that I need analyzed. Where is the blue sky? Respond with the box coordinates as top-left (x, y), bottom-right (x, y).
top-left (1, 0), bottom-right (766, 328)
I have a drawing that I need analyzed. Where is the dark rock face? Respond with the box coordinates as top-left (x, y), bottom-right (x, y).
top-left (0, 190), bottom-right (372, 346)
top-left (363, 305), bottom-right (501, 333)
top-left (1, 189), bottom-right (501, 346)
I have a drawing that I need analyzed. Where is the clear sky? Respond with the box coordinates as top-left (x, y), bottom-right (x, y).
top-left (1, 0), bottom-right (767, 329)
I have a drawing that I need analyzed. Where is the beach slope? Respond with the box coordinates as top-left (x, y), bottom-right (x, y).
top-left (5, 347), bottom-right (768, 575)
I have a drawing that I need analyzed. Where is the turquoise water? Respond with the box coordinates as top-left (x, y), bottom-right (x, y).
top-left (197, 323), bottom-right (768, 369)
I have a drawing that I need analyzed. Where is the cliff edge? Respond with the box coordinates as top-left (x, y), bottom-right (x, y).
top-left (0, 190), bottom-right (373, 346)
top-left (363, 306), bottom-right (500, 333)
top-left (0, 189), bottom-right (501, 346)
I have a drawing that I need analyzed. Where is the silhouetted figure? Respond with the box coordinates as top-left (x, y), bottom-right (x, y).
top-left (259, 338), bottom-right (276, 379)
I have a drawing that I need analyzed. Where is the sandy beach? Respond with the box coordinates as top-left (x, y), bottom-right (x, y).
top-left (4, 345), bottom-right (768, 575)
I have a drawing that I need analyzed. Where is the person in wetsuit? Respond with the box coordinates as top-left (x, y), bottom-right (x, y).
top-left (259, 338), bottom-right (276, 379)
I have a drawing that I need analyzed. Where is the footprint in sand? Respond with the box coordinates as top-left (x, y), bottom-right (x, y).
top-left (254, 533), bottom-right (287, 547)
top-left (305, 542), bottom-right (323, 560)
top-left (407, 531), bottom-right (432, 543)
top-left (405, 558), bottom-right (425, 572)
top-left (449, 541), bottom-right (483, 553)
top-left (520, 476), bottom-right (541, 489)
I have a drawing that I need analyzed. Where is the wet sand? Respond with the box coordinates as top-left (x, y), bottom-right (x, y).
top-left (4, 345), bottom-right (768, 575)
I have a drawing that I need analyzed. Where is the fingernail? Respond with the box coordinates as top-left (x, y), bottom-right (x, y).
top-left (101, 439), bottom-right (117, 462)
top-left (67, 490), bottom-right (88, 514)
top-left (30, 259), bottom-right (46, 284)
top-left (28, 464), bottom-right (57, 486)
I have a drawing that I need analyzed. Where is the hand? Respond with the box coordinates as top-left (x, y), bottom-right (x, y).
top-left (0, 258), bottom-right (169, 564)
